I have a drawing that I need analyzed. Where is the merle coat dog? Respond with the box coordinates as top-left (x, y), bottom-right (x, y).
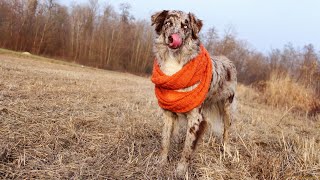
top-left (151, 10), bottom-right (237, 176)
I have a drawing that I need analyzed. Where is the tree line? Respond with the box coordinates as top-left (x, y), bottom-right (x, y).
top-left (0, 0), bottom-right (319, 95)
top-left (202, 27), bottom-right (320, 94)
top-left (0, 0), bottom-right (154, 73)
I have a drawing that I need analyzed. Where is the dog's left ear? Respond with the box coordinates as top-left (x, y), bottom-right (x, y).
top-left (188, 13), bottom-right (203, 39)
top-left (151, 10), bottom-right (169, 35)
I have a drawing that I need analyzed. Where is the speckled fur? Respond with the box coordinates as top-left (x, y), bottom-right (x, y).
top-left (151, 10), bottom-right (237, 176)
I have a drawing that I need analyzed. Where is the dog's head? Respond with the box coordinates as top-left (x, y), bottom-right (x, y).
top-left (151, 10), bottom-right (203, 51)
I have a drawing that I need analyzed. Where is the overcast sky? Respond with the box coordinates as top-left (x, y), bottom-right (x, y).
top-left (58, 0), bottom-right (320, 53)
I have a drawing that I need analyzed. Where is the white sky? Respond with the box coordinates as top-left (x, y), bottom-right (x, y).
top-left (59, 0), bottom-right (320, 53)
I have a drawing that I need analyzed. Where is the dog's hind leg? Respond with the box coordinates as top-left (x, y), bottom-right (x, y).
top-left (159, 110), bottom-right (176, 165)
top-left (222, 104), bottom-right (231, 146)
top-left (222, 99), bottom-right (235, 156)
top-left (176, 108), bottom-right (207, 176)
top-left (223, 95), bottom-right (235, 145)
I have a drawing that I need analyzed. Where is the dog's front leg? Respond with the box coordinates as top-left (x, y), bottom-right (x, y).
top-left (176, 108), bottom-right (207, 176)
top-left (172, 114), bottom-right (187, 143)
top-left (159, 110), bottom-right (176, 165)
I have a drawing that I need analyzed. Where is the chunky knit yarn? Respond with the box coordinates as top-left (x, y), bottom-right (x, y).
top-left (151, 45), bottom-right (212, 113)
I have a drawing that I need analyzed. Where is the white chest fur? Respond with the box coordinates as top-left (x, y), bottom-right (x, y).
top-left (161, 55), bottom-right (183, 76)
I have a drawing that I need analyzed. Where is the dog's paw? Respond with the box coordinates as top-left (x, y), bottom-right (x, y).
top-left (176, 161), bottom-right (188, 177)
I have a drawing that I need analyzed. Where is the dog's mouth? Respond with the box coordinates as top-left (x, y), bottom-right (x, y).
top-left (168, 33), bottom-right (182, 49)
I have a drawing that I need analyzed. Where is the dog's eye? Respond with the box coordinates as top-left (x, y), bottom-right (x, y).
top-left (166, 22), bottom-right (172, 26)
top-left (181, 23), bottom-right (188, 30)
top-left (182, 23), bottom-right (188, 29)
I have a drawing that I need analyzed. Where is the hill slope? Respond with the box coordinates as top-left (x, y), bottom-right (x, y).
top-left (0, 53), bottom-right (319, 179)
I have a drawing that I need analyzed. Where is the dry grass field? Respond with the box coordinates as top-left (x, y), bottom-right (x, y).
top-left (0, 51), bottom-right (319, 179)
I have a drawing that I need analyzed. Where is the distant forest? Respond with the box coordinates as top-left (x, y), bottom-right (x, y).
top-left (0, 0), bottom-right (319, 95)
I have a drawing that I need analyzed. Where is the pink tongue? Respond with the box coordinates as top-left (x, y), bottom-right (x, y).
top-left (169, 34), bottom-right (182, 49)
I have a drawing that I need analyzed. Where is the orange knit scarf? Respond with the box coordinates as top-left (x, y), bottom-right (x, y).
top-left (151, 45), bottom-right (212, 113)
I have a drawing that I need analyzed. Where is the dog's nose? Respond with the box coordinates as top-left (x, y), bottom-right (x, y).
top-left (168, 34), bottom-right (182, 49)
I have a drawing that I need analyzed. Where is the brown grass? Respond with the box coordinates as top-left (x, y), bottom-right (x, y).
top-left (0, 54), bottom-right (319, 179)
top-left (256, 72), bottom-right (319, 115)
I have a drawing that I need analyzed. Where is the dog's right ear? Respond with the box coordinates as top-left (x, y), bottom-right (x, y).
top-left (151, 10), bottom-right (169, 35)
